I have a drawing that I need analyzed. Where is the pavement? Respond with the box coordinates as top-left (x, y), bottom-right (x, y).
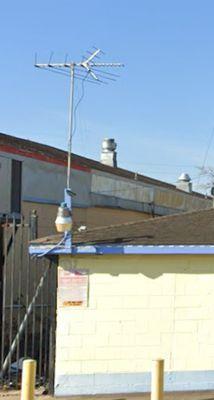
top-left (1, 390), bottom-right (214, 400)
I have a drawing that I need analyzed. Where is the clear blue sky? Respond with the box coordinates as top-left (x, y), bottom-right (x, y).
top-left (1, 0), bottom-right (214, 190)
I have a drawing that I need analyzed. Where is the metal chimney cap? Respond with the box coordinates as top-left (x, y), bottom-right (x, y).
top-left (178, 172), bottom-right (191, 182)
top-left (102, 138), bottom-right (117, 151)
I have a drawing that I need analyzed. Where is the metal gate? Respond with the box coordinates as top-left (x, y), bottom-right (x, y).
top-left (0, 215), bottom-right (56, 392)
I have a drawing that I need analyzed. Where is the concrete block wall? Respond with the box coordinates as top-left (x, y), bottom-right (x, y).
top-left (55, 254), bottom-right (214, 395)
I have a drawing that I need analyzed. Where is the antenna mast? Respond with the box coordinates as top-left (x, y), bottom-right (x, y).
top-left (35, 48), bottom-right (124, 191)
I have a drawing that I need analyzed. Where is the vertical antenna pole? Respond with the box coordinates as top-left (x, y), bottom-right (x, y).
top-left (67, 64), bottom-right (75, 190)
top-left (35, 49), bottom-right (124, 196)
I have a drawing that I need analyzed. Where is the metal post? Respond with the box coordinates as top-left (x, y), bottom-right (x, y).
top-left (8, 216), bottom-right (16, 383)
top-left (1, 216), bottom-right (8, 384)
top-left (48, 258), bottom-right (57, 395)
top-left (0, 218), bottom-right (3, 272)
top-left (21, 359), bottom-right (36, 400)
top-left (0, 218), bottom-right (3, 329)
top-left (29, 210), bottom-right (38, 240)
top-left (151, 359), bottom-right (164, 400)
top-left (67, 64), bottom-right (75, 190)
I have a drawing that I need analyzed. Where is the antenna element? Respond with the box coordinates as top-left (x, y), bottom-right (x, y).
top-left (35, 48), bottom-right (124, 192)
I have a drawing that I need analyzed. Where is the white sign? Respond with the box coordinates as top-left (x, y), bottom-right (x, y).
top-left (58, 268), bottom-right (88, 307)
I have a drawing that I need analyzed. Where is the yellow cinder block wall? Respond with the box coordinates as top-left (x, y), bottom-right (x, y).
top-left (56, 254), bottom-right (214, 377)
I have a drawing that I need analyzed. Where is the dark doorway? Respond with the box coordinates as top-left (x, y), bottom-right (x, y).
top-left (11, 160), bottom-right (22, 214)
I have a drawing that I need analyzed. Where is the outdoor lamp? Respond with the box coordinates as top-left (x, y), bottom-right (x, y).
top-left (55, 202), bottom-right (72, 233)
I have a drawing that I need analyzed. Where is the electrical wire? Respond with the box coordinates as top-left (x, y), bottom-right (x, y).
top-left (201, 128), bottom-right (214, 168)
top-left (197, 127), bottom-right (214, 187)
top-left (35, 231), bottom-right (69, 258)
top-left (72, 72), bottom-right (89, 138)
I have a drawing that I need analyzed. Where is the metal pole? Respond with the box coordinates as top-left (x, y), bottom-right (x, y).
top-left (16, 216), bottom-right (24, 387)
top-left (67, 64), bottom-right (75, 190)
top-left (29, 210), bottom-right (38, 240)
top-left (1, 216), bottom-right (8, 385)
top-left (35, 50), bottom-right (123, 191)
top-left (21, 359), bottom-right (36, 400)
top-left (151, 359), bottom-right (164, 400)
top-left (8, 216), bottom-right (16, 383)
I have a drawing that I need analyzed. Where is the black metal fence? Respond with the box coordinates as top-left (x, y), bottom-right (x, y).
top-left (0, 215), bottom-right (56, 391)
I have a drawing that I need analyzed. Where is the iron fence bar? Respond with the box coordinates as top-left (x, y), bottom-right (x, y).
top-left (43, 259), bottom-right (50, 384)
top-left (16, 216), bottom-right (24, 387)
top-left (1, 264), bottom-right (49, 377)
top-left (0, 213), bottom-right (54, 391)
top-left (48, 258), bottom-right (57, 395)
top-left (31, 258), bottom-right (36, 359)
top-left (0, 219), bottom-right (3, 351)
top-left (24, 225), bottom-right (30, 357)
top-left (38, 260), bottom-right (45, 382)
top-left (5, 224), bottom-right (18, 260)
top-left (8, 217), bottom-right (16, 384)
top-left (4, 304), bottom-right (51, 309)
top-left (1, 217), bottom-right (8, 384)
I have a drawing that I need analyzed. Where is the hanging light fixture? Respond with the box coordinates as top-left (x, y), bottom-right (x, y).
top-left (55, 202), bottom-right (72, 233)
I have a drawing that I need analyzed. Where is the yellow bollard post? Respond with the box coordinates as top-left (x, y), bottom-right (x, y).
top-left (151, 359), bottom-right (164, 400)
top-left (21, 359), bottom-right (36, 400)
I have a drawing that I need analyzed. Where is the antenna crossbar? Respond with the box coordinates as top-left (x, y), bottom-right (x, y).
top-left (89, 63), bottom-right (124, 67)
top-left (35, 48), bottom-right (124, 191)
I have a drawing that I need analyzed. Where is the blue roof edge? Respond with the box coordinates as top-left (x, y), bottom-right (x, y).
top-left (29, 244), bottom-right (214, 256)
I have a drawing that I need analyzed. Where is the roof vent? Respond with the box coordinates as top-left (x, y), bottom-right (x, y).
top-left (176, 172), bottom-right (192, 193)
top-left (178, 172), bottom-right (191, 182)
top-left (100, 138), bottom-right (117, 168)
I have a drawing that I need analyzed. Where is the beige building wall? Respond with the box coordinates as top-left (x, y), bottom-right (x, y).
top-left (83, 207), bottom-right (151, 228)
top-left (22, 202), bottom-right (151, 236)
top-left (55, 254), bottom-right (214, 395)
top-left (91, 171), bottom-right (212, 213)
top-left (22, 201), bottom-right (58, 237)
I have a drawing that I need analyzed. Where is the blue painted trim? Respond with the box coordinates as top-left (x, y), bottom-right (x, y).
top-left (64, 188), bottom-right (72, 249)
top-left (123, 244), bottom-right (214, 255)
top-left (55, 370), bottom-right (214, 395)
top-left (29, 243), bottom-right (214, 256)
top-left (29, 245), bottom-right (72, 256)
top-left (64, 188), bottom-right (72, 210)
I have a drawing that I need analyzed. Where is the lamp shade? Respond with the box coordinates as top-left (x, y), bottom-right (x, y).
top-left (55, 202), bottom-right (72, 233)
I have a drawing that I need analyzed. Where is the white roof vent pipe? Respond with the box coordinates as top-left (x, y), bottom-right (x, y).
top-left (176, 172), bottom-right (192, 193)
top-left (100, 138), bottom-right (117, 168)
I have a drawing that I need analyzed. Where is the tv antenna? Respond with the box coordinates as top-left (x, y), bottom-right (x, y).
top-left (35, 48), bottom-right (124, 191)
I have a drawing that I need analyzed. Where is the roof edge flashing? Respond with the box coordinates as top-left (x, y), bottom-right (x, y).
top-left (29, 244), bottom-right (214, 256)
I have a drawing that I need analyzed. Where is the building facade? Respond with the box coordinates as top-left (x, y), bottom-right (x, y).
top-left (54, 253), bottom-right (214, 395)
top-left (0, 132), bottom-right (212, 235)
top-left (30, 208), bottom-right (214, 395)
